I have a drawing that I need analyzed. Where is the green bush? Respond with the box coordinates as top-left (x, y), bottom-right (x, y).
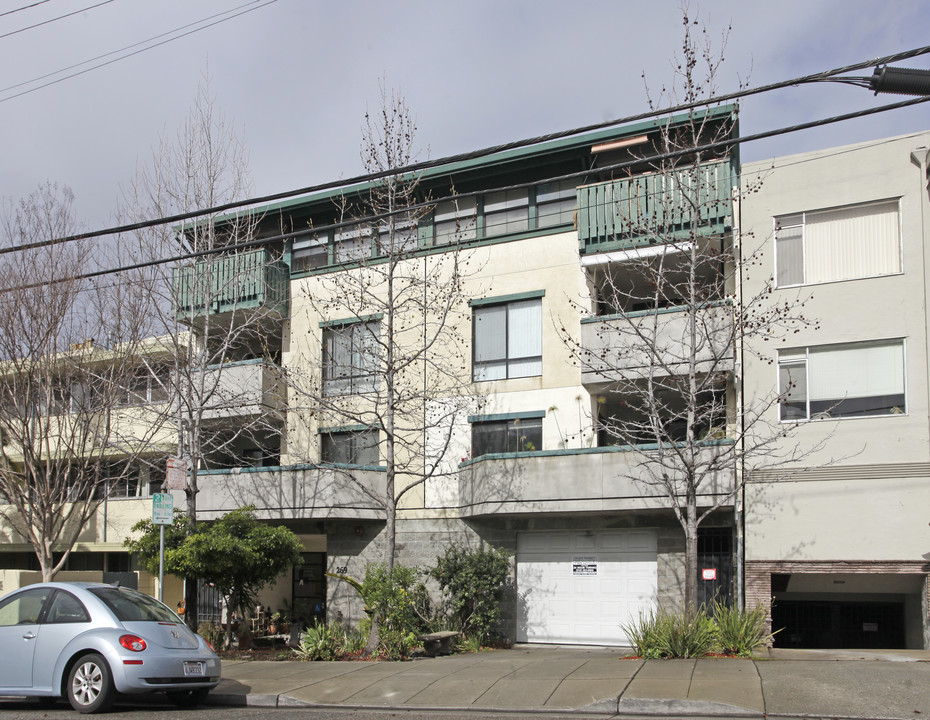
top-left (358, 563), bottom-right (430, 659)
top-left (430, 544), bottom-right (511, 642)
top-left (713, 600), bottom-right (775, 656)
top-left (623, 602), bottom-right (774, 659)
top-left (294, 620), bottom-right (344, 661)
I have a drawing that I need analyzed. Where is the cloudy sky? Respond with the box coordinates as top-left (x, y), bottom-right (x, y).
top-left (1, 0), bottom-right (928, 229)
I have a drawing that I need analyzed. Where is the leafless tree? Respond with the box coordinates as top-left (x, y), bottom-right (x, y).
top-left (120, 80), bottom-right (285, 629)
top-left (0, 183), bottom-right (168, 580)
top-left (288, 86), bottom-right (480, 573)
top-left (564, 16), bottom-right (816, 610)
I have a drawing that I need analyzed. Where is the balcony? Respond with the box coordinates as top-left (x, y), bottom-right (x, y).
top-left (172, 249), bottom-right (289, 319)
top-left (195, 464), bottom-right (387, 521)
top-left (184, 358), bottom-right (285, 420)
top-left (577, 159), bottom-right (733, 254)
top-left (459, 445), bottom-right (735, 517)
top-left (580, 304), bottom-right (734, 385)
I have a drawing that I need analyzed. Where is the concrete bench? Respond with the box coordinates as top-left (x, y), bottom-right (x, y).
top-left (418, 630), bottom-right (460, 656)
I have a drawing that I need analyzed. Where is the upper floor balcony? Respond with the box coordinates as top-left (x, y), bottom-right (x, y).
top-left (188, 358), bottom-right (286, 421)
top-left (579, 303), bottom-right (734, 385)
top-left (459, 444), bottom-right (735, 518)
top-left (195, 463), bottom-right (387, 521)
top-left (172, 249), bottom-right (289, 321)
top-left (577, 159), bottom-right (734, 255)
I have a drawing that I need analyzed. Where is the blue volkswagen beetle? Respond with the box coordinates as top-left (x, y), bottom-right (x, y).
top-left (0, 582), bottom-right (220, 713)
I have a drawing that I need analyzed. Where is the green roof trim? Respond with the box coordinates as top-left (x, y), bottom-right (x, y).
top-left (319, 313), bottom-right (384, 328)
top-left (218, 105), bottom-right (738, 222)
top-left (467, 410), bottom-right (546, 423)
top-left (470, 290), bottom-right (545, 307)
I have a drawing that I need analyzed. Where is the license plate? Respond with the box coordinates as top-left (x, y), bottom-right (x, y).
top-left (183, 662), bottom-right (205, 677)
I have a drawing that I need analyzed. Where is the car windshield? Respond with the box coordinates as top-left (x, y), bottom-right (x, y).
top-left (88, 587), bottom-right (180, 623)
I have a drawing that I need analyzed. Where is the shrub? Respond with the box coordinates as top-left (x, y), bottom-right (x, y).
top-left (623, 607), bottom-right (715, 659)
top-left (197, 621), bottom-right (224, 650)
top-left (430, 544), bottom-right (511, 642)
top-left (358, 563), bottom-right (430, 659)
top-left (294, 620), bottom-right (343, 661)
top-left (713, 600), bottom-right (775, 656)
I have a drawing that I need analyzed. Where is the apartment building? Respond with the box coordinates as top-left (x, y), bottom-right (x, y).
top-left (740, 131), bottom-right (930, 650)
top-left (3, 105), bottom-right (926, 650)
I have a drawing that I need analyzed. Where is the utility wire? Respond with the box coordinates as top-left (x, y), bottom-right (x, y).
top-left (0, 0), bottom-right (276, 103)
top-left (0, 0), bottom-right (55, 19)
top-left (6, 43), bottom-right (928, 256)
top-left (13, 92), bottom-right (929, 294)
top-left (0, 0), bottom-right (114, 40)
top-left (0, 0), bottom-right (270, 97)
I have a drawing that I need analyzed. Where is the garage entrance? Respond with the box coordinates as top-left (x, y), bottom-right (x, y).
top-left (516, 530), bottom-right (657, 645)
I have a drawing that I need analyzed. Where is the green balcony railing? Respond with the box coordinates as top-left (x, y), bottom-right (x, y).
top-left (577, 159), bottom-right (734, 254)
top-left (172, 249), bottom-right (289, 318)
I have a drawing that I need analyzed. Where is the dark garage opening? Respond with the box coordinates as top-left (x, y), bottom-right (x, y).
top-left (772, 599), bottom-right (905, 649)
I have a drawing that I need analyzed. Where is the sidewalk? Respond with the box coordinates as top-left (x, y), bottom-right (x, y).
top-left (210, 644), bottom-right (930, 718)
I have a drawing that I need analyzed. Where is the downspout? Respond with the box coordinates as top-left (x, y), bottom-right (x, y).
top-left (733, 170), bottom-right (745, 610)
top-left (909, 145), bottom-right (930, 649)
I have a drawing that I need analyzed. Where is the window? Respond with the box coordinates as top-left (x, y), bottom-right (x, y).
top-left (0, 587), bottom-right (50, 626)
top-left (322, 320), bottom-right (380, 395)
top-left (376, 216), bottom-right (418, 254)
top-left (116, 368), bottom-right (169, 406)
top-left (471, 416), bottom-right (542, 458)
top-left (321, 429), bottom-right (379, 466)
top-left (333, 226), bottom-right (371, 263)
top-left (433, 197), bottom-right (477, 245)
top-left (46, 591), bottom-right (89, 624)
top-left (778, 340), bottom-right (905, 421)
top-left (536, 180), bottom-right (577, 228)
top-left (775, 200), bottom-right (901, 287)
top-left (484, 189), bottom-right (529, 237)
top-left (473, 296), bottom-right (542, 381)
top-left (292, 233), bottom-right (329, 272)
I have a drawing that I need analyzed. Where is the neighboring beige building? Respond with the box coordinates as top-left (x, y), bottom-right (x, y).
top-left (741, 131), bottom-right (930, 649)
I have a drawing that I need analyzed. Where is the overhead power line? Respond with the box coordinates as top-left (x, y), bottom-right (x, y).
top-left (15, 91), bottom-right (928, 295)
top-left (5, 43), bottom-right (927, 258)
top-left (0, 0), bottom-right (54, 19)
top-left (0, 0), bottom-right (277, 103)
top-left (0, 0), bottom-right (115, 40)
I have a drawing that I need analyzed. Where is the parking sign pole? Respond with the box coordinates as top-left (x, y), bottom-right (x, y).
top-left (152, 492), bottom-right (174, 603)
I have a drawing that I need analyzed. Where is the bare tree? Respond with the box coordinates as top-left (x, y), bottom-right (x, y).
top-left (0, 183), bottom-right (167, 580)
top-left (121, 80), bottom-right (286, 629)
top-left (564, 16), bottom-right (815, 610)
top-left (288, 87), bottom-right (480, 572)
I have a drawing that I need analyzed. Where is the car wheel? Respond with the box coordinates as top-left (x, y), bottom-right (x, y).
top-left (67, 653), bottom-right (114, 714)
top-left (168, 688), bottom-right (210, 708)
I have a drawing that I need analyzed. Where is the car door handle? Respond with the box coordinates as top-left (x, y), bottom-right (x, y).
top-left (22, 631), bottom-right (36, 640)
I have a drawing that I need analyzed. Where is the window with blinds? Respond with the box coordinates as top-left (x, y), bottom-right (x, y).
top-left (775, 200), bottom-right (901, 287)
top-left (778, 339), bottom-right (905, 421)
top-left (473, 298), bottom-right (542, 381)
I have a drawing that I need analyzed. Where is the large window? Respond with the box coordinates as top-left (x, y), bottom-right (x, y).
top-left (433, 197), bottom-right (477, 245)
top-left (483, 189), bottom-right (529, 237)
top-left (322, 319), bottom-right (380, 395)
top-left (471, 415), bottom-right (542, 458)
top-left (472, 295), bottom-right (542, 381)
top-left (775, 200), bottom-right (901, 287)
top-left (321, 428), bottom-right (380, 466)
top-left (778, 340), bottom-right (905, 421)
top-left (536, 180), bottom-right (577, 228)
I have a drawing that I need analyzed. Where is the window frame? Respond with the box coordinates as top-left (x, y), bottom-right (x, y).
top-left (320, 427), bottom-right (380, 466)
top-left (470, 412), bottom-right (543, 459)
top-left (471, 293), bottom-right (543, 382)
top-left (774, 199), bottom-right (902, 288)
top-left (778, 339), bottom-right (907, 422)
top-left (321, 318), bottom-right (381, 396)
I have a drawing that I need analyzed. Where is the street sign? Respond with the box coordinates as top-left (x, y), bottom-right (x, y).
top-left (152, 492), bottom-right (174, 525)
top-left (166, 456), bottom-right (188, 490)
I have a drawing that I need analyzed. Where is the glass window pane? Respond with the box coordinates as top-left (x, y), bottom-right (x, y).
top-left (508, 300), bottom-right (542, 360)
top-left (474, 305), bottom-right (507, 364)
top-left (776, 225), bottom-right (803, 287)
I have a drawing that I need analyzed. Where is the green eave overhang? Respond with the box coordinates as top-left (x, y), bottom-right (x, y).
top-left (217, 105), bottom-right (739, 223)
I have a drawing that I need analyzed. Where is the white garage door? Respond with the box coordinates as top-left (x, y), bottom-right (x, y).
top-left (516, 530), bottom-right (657, 645)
